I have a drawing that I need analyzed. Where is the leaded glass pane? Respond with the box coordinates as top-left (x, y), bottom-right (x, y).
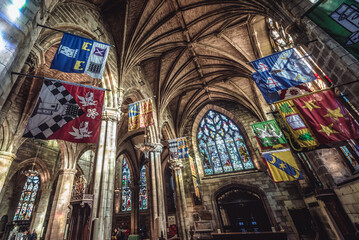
top-left (121, 158), bottom-right (132, 211)
top-left (13, 175), bottom-right (40, 221)
top-left (197, 110), bottom-right (254, 175)
top-left (139, 165), bottom-right (148, 210)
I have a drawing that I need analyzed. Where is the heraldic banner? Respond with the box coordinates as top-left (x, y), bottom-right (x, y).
top-left (23, 79), bottom-right (105, 143)
top-left (140, 99), bottom-right (154, 128)
top-left (128, 102), bottom-right (140, 131)
top-left (250, 48), bottom-right (317, 104)
top-left (292, 89), bottom-right (359, 144)
top-left (308, 0), bottom-right (359, 60)
top-left (275, 99), bottom-right (319, 148)
top-left (251, 119), bottom-right (287, 148)
top-left (50, 33), bottom-right (111, 79)
top-left (263, 149), bottom-right (304, 182)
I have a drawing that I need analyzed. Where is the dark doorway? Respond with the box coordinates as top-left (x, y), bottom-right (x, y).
top-left (217, 188), bottom-right (272, 233)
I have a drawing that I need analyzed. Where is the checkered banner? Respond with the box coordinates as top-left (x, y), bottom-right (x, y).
top-left (23, 79), bottom-right (105, 143)
top-left (168, 139), bottom-right (179, 161)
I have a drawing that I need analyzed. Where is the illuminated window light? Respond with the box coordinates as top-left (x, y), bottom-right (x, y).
top-left (7, 4), bottom-right (21, 21)
top-left (6, 0), bottom-right (27, 22)
top-left (13, 0), bottom-right (26, 9)
top-left (0, 34), bottom-right (5, 50)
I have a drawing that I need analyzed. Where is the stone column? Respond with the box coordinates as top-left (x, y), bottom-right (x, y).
top-left (45, 169), bottom-right (77, 240)
top-left (30, 182), bottom-right (52, 237)
top-left (130, 182), bottom-right (140, 236)
top-left (0, 151), bottom-right (15, 194)
top-left (169, 159), bottom-right (189, 240)
top-left (92, 108), bottom-right (119, 240)
top-left (149, 147), bottom-right (167, 239)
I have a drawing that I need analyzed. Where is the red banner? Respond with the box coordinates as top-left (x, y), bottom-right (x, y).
top-left (292, 90), bottom-right (359, 144)
top-left (23, 79), bottom-right (105, 143)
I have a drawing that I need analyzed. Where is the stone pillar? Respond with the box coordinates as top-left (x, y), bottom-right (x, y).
top-left (169, 159), bottom-right (189, 240)
top-left (0, 151), bottom-right (15, 194)
top-left (45, 169), bottom-right (77, 240)
top-left (150, 148), bottom-right (167, 239)
top-left (130, 182), bottom-right (140, 236)
top-left (30, 182), bottom-right (52, 237)
top-left (92, 108), bottom-right (119, 240)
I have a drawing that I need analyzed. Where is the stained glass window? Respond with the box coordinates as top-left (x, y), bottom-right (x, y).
top-left (14, 175), bottom-right (40, 221)
top-left (340, 145), bottom-right (359, 171)
top-left (121, 158), bottom-right (132, 211)
top-left (139, 165), bottom-right (147, 210)
top-left (197, 110), bottom-right (254, 175)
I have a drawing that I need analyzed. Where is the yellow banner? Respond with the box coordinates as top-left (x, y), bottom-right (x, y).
top-left (275, 100), bottom-right (318, 148)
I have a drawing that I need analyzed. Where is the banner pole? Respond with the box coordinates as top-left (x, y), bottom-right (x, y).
top-left (11, 72), bottom-right (111, 91)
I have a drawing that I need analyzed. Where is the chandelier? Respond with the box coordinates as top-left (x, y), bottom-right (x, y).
top-left (23, 142), bottom-right (42, 177)
top-left (135, 128), bottom-right (162, 159)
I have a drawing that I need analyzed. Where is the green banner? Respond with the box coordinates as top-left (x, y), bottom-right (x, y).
top-left (308, 0), bottom-right (359, 59)
top-left (251, 120), bottom-right (287, 148)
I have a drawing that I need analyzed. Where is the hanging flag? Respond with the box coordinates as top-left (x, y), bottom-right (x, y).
top-left (251, 48), bottom-right (317, 103)
top-left (263, 149), bottom-right (304, 182)
top-left (292, 89), bottom-right (359, 144)
top-left (308, 0), bottom-right (359, 60)
top-left (251, 120), bottom-right (287, 148)
top-left (178, 138), bottom-right (189, 159)
top-left (23, 79), bottom-right (105, 143)
top-left (139, 98), bottom-right (154, 128)
top-left (189, 156), bottom-right (201, 200)
top-left (251, 73), bottom-right (313, 104)
top-left (168, 139), bottom-right (179, 161)
top-left (50, 33), bottom-right (111, 79)
top-left (251, 72), bottom-right (281, 104)
top-left (128, 102), bottom-right (140, 131)
top-left (275, 99), bottom-right (319, 148)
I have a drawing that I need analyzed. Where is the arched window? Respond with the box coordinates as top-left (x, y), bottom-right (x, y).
top-left (139, 165), bottom-right (147, 210)
top-left (121, 158), bottom-right (132, 211)
top-left (14, 175), bottom-right (40, 221)
top-left (197, 110), bottom-right (254, 175)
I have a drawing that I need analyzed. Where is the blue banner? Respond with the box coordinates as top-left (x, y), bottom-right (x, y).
top-left (50, 33), bottom-right (110, 79)
top-left (251, 72), bottom-right (281, 104)
top-left (251, 48), bottom-right (317, 93)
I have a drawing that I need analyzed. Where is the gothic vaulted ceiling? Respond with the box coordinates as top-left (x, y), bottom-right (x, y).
top-left (94, 0), bottom-right (284, 136)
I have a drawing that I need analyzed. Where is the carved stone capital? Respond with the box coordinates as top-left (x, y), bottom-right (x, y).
top-left (102, 108), bottom-right (121, 122)
top-left (168, 159), bottom-right (184, 170)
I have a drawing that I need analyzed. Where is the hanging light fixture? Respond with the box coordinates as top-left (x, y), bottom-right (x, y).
top-left (135, 127), bottom-right (162, 160)
top-left (22, 142), bottom-right (42, 177)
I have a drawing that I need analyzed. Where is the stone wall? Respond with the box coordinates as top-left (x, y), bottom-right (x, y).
top-left (335, 182), bottom-right (359, 225)
top-left (180, 101), bottom-right (308, 239)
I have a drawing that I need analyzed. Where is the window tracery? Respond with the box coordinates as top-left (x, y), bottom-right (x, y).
top-left (139, 165), bottom-right (147, 210)
top-left (14, 175), bottom-right (40, 221)
top-left (197, 110), bottom-right (254, 175)
top-left (121, 158), bottom-right (132, 211)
